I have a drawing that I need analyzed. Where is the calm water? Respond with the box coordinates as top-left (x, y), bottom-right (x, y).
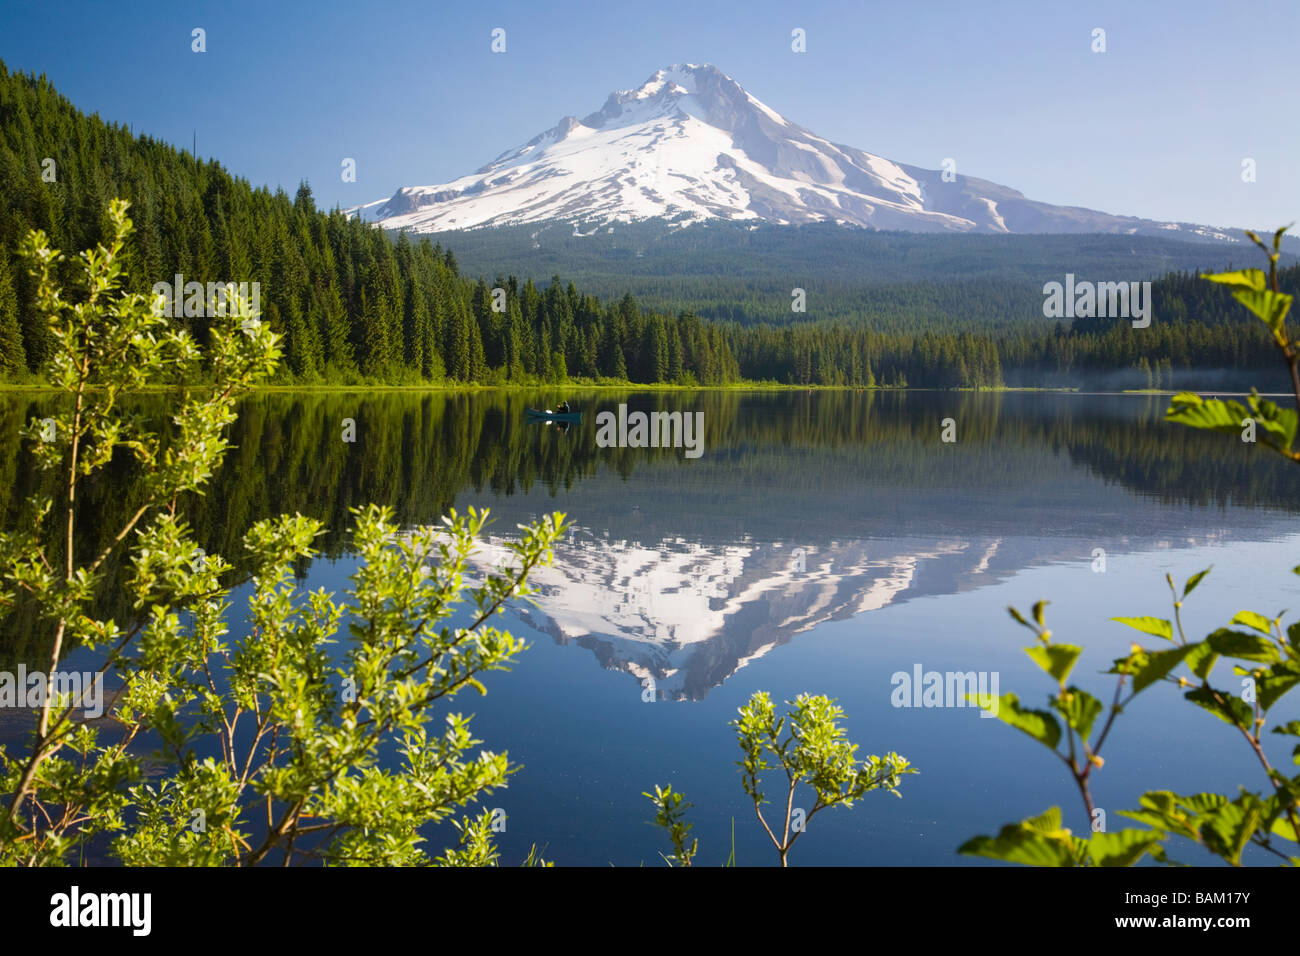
top-left (3, 389), bottom-right (1299, 865)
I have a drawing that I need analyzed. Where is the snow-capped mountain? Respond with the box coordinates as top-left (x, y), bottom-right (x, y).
top-left (354, 63), bottom-right (1241, 241)
top-left (466, 521), bottom-right (1246, 702)
top-left (468, 529), bottom-right (1001, 701)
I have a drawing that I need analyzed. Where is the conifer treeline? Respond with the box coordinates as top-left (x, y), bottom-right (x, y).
top-left (0, 62), bottom-right (1292, 390)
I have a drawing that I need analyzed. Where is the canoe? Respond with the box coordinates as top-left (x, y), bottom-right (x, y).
top-left (526, 408), bottom-right (582, 423)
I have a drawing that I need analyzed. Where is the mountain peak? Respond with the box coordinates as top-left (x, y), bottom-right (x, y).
top-left (628, 63), bottom-right (729, 95)
top-left (354, 64), bottom-right (1240, 244)
top-left (577, 62), bottom-right (750, 132)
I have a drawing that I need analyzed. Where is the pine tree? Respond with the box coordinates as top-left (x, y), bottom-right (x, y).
top-left (468, 309), bottom-right (486, 382)
top-left (444, 299), bottom-right (470, 382)
top-left (600, 320), bottom-right (627, 380)
top-left (647, 315), bottom-right (669, 382)
top-left (0, 252), bottom-right (26, 376)
top-left (507, 301), bottom-right (526, 379)
top-left (667, 319), bottom-right (683, 382)
top-left (322, 281), bottom-right (353, 373)
top-left (549, 350), bottom-right (568, 384)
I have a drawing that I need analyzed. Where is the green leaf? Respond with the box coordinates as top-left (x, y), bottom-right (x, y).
top-left (1268, 815), bottom-right (1298, 843)
top-left (1118, 791), bottom-right (1200, 842)
top-left (1230, 610), bottom-right (1275, 636)
top-left (1180, 792), bottom-right (1232, 815)
top-left (959, 807), bottom-right (1084, 867)
top-left (1086, 829), bottom-right (1166, 867)
top-left (1053, 687), bottom-right (1104, 741)
top-left (1198, 800), bottom-right (1259, 866)
top-left (1165, 394), bottom-right (1250, 436)
top-left (1272, 225), bottom-right (1291, 254)
top-left (1111, 616), bottom-right (1173, 641)
top-left (1185, 641), bottom-right (1218, 681)
top-left (1110, 644), bottom-right (1194, 694)
top-left (1261, 786), bottom-right (1300, 844)
top-left (1032, 600), bottom-right (1048, 629)
top-left (1184, 686), bottom-right (1253, 728)
top-left (1206, 628), bottom-right (1280, 663)
top-left (1256, 662), bottom-right (1300, 711)
top-left (1025, 644), bottom-right (1082, 683)
top-left (970, 692), bottom-right (1061, 751)
top-left (1247, 393), bottom-right (1298, 450)
top-left (1231, 289), bottom-right (1292, 340)
top-left (1201, 269), bottom-right (1266, 292)
top-left (1182, 567), bottom-right (1212, 598)
top-left (1136, 645), bottom-right (1196, 693)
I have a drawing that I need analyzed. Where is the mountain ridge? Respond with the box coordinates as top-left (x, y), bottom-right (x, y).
top-left (356, 63), bottom-right (1275, 248)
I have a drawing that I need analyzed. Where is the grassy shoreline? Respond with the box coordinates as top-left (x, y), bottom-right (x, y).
top-left (0, 380), bottom-right (1090, 394)
top-left (5, 382), bottom-right (1288, 400)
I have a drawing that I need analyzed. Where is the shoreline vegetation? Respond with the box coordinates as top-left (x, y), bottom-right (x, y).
top-left (0, 380), bottom-right (1081, 393)
top-left (2, 380), bottom-right (1292, 397)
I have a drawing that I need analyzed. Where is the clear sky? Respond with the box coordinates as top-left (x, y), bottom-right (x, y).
top-left (2, 0), bottom-right (1296, 231)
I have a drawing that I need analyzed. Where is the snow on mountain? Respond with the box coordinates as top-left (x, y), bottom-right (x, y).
top-left (466, 528), bottom-right (986, 701)
top-left (353, 63), bottom-right (1245, 242)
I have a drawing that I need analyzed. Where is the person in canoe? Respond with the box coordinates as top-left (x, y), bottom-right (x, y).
top-left (552, 401), bottom-right (572, 433)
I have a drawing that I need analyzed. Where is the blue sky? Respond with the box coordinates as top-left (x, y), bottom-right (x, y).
top-left (2, 0), bottom-right (1296, 231)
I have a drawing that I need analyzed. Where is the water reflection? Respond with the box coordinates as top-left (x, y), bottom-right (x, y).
top-left (2, 389), bottom-right (1297, 689)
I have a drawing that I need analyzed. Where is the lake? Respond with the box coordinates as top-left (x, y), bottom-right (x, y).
top-left (2, 388), bottom-right (1298, 865)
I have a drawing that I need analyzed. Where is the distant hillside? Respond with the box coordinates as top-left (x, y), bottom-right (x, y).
top-left (422, 218), bottom-right (1266, 284)
top-left (414, 218), bottom-right (1289, 331)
